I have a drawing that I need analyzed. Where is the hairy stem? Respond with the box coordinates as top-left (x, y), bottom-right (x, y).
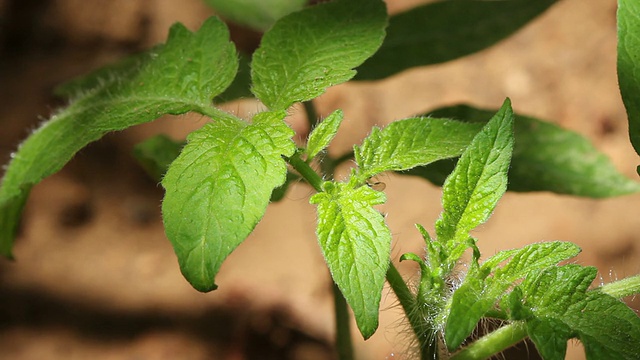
top-left (386, 262), bottom-right (438, 360)
top-left (595, 274), bottom-right (640, 299)
top-left (449, 322), bottom-right (528, 360)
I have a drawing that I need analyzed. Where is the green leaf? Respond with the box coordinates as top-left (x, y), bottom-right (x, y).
top-left (162, 111), bottom-right (295, 292)
top-left (310, 181), bottom-right (391, 339)
top-left (488, 241), bottom-right (581, 282)
top-left (517, 265), bottom-right (640, 360)
top-left (354, 118), bottom-right (483, 183)
top-left (444, 277), bottom-right (494, 350)
top-left (445, 241), bottom-right (580, 350)
top-left (618, 0), bottom-right (640, 157)
top-left (133, 135), bottom-right (184, 181)
top-left (203, 0), bottom-right (306, 31)
top-left (413, 104), bottom-right (640, 197)
top-left (435, 100), bottom-right (514, 252)
top-left (305, 109), bottom-right (344, 159)
top-left (251, 0), bottom-right (387, 110)
top-left (355, 0), bottom-right (557, 80)
top-left (526, 317), bottom-right (572, 360)
top-left (0, 17), bottom-right (238, 258)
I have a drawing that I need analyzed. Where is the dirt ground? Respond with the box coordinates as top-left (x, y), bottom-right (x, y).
top-left (1, 0), bottom-right (639, 359)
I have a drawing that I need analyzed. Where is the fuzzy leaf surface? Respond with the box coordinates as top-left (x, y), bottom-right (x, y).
top-left (310, 181), bottom-right (391, 339)
top-left (435, 100), bottom-right (514, 251)
top-left (251, 0), bottom-right (386, 110)
top-left (445, 277), bottom-right (494, 350)
top-left (354, 118), bottom-right (483, 183)
top-left (162, 111), bottom-right (295, 292)
top-left (306, 109), bottom-right (344, 159)
top-left (355, 0), bottom-right (556, 80)
top-left (514, 265), bottom-right (640, 360)
top-left (445, 241), bottom-right (581, 349)
top-left (411, 104), bottom-right (640, 197)
top-left (0, 17), bottom-right (237, 257)
top-left (618, 0), bottom-right (640, 157)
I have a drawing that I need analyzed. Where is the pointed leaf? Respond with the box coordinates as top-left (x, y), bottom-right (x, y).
top-left (310, 181), bottom-right (391, 339)
top-left (412, 104), bottom-right (640, 197)
top-left (435, 100), bottom-right (514, 250)
top-left (355, 0), bottom-right (557, 80)
top-left (162, 111), bottom-right (295, 292)
top-left (489, 241), bottom-right (581, 282)
top-left (354, 118), bottom-right (483, 183)
top-left (0, 17), bottom-right (238, 257)
top-left (306, 109), bottom-right (344, 159)
top-left (251, 0), bottom-right (387, 110)
top-left (618, 0), bottom-right (640, 157)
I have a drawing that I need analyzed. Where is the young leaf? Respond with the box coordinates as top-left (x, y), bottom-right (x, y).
top-left (412, 104), bottom-right (640, 197)
top-left (162, 111), bottom-right (295, 292)
top-left (516, 265), bottom-right (640, 360)
top-left (444, 277), bottom-right (495, 350)
top-left (435, 100), bottom-right (514, 251)
top-left (251, 0), bottom-right (387, 110)
top-left (0, 17), bottom-right (237, 258)
top-left (305, 109), bottom-right (344, 159)
top-left (445, 241), bottom-right (580, 349)
top-left (355, 0), bottom-right (557, 80)
top-left (488, 241), bottom-right (581, 282)
top-left (310, 181), bottom-right (391, 339)
top-left (133, 135), bottom-right (184, 181)
top-left (354, 118), bottom-right (483, 183)
top-left (618, 0), bottom-right (640, 157)
top-left (203, 0), bottom-right (306, 31)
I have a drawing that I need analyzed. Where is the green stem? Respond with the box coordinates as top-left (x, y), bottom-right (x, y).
top-left (386, 262), bottom-right (437, 360)
top-left (449, 322), bottom-right (528, 360)
top-left (287, 151), bottom-right (323, 192)
top-left (333, 283), bottom-right (354, 360)
top-left (304, 100), bottom-right (319, 129)
top-left (595, 274), bottom-right (640, 299)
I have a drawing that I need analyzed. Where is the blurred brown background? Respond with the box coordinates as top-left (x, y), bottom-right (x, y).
top-left (1, 0), bottom-right (638, 359)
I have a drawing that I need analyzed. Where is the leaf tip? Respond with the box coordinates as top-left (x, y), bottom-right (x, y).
top-left (189, 278), bottom-right (219, 293)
